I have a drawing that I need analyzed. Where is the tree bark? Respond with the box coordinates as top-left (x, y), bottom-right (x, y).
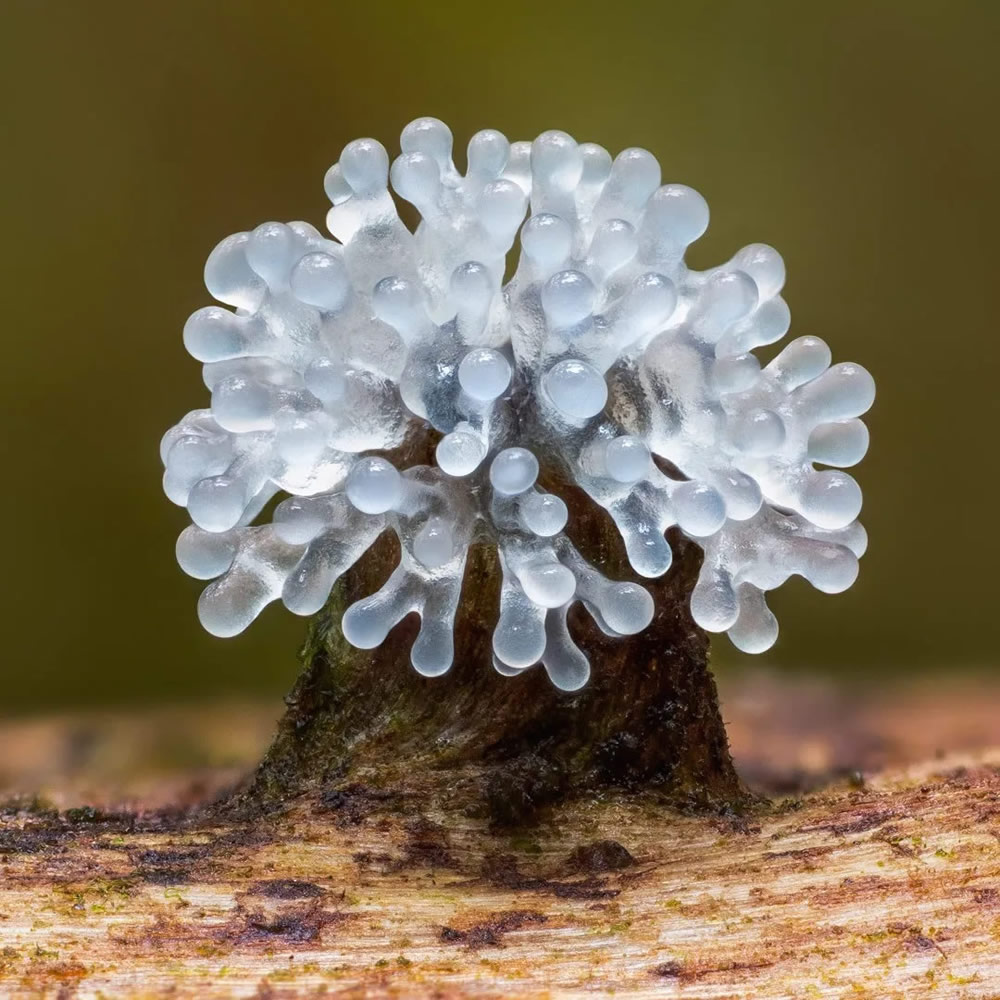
top-left (3, 678), bottom-right (999, 997)
top-left (2, 737), bottom-right (998, 998)
top-left (231, 430), bottom-right (748, 826)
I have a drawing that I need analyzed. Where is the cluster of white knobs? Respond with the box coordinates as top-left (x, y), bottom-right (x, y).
top-left (161, 118), bottom-right (873, 690)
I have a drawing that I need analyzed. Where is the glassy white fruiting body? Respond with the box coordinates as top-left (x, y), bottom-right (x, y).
top-left (161, 118), bottom-right (874, 690)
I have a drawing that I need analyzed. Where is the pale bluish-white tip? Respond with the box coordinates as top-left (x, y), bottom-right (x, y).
top-left (672, 482), bottom-right (727, 537)
top-left (732, 243), bottom-right (786, 301)
top-left (187, 476), bottom-right (245, 533)
top-left (339, 138), bottom-right (390, 194)
top-left (543, 359), bottom-right (608, 419)
top-left (390, 151), bottom-right (440, 210)
top-left (645, 184), bottom-right (710, 245)
top-left (211, 376), bottom-right (273, 433)
top-left (291, 252), bottom-right (349, 311)
top-left (521, 213), bottom-right (572, 268)
top-left (458, 347), bottom-right (511, 401)
top-left (204, 232), bottom-right (265, 311)
top-left (541, 270), bottom-right (596, 328)
top-left (183, 307), bottom-right (245, 363)
top-left (176, 525), bottom-right (237, 580)
top-left (400, 117), bottom-right (453, 165)
top-left (807, 419), bottom-right (870, 467)
top-left (413, 517), bottom-right (455, 569)
top-left (436, 430), bottom-right (487, 477)
top-left (696, 271), bottom-right (758, 340)
top-left (246, 222), bottom-right (297, 286)
top-left (602, 582), bottom-right (655, 635)
top-left (467, 129), bottom-right (509, 180)
top-left (531, 130), bottom-right (583, 191)
top-left (450, 261), bottom-right (495, 313)
top-left (272, 496), bottom-right (327, 544)
top-left (490, 447), bottom-right (539, 495)
top-left (477, 179), bottom-right (527, 241)
top-left (728, 408), bottom-right (786, 455)
top-left (605, 435), bottom-right (651, 483)
top-left (519, 493), bottom-right (568, 537)
top-left (519, 562), bottom-right (577, 608)
top-left (690, 572), bottom-right (740, 633)
top-left (800, 470), bottom-right (862, 530)
top-left (346, 457), bottom-right (402, 514)
top-left (372, 276), bottom-right (423, 336)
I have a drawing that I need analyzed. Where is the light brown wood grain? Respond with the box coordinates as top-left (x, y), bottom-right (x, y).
top-left (1, 673), bottom-right (999, 998)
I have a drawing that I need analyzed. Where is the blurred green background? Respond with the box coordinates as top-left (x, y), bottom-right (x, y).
top-left (1, 0), bottom-right (997, 712)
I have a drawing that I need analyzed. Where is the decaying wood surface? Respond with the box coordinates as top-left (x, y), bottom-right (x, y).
top-left (2, 672), bottom-right (999, 999)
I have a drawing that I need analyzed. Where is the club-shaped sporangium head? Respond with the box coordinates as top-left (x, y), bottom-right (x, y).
top-left (161, 118), bottom-right (874, 690)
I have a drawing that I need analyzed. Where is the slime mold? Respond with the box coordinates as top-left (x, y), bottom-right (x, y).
top-left (161, 118), bottom-right (874, 690)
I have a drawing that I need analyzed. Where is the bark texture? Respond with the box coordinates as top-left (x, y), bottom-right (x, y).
top-left (233, 430), bottom-right (746, 826)
top-left (3, 677), bottom-right (1000, 997)
top-left (2, 746), bottom-right (999, 999)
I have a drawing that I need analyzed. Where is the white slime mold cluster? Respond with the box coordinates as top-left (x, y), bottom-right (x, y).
top-left (161, 118), bottom-right (874, 691)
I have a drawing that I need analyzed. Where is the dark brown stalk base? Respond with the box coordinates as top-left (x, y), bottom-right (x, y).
top-left (230, 512), bottom-right (751, 827)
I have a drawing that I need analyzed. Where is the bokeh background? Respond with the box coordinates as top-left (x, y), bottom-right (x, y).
top-left (1, 0), bottom-right (997, 713)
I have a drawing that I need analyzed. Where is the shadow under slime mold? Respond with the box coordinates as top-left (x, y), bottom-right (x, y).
top-left (159, 118), bottom-right (873, 825)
